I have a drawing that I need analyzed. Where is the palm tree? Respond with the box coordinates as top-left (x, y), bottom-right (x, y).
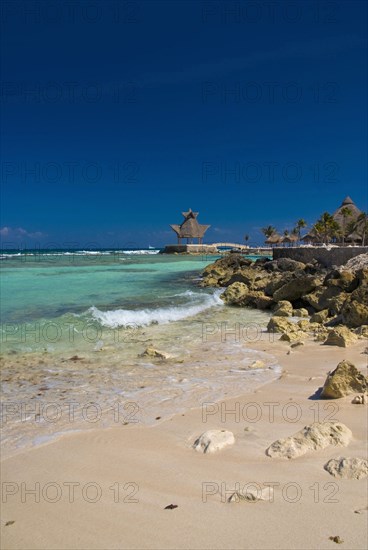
top-left (314, 212), bottom-right (340, 244)
top-left (294, 219), bottom-right (307, 242)
top-left (261, 225), bottom-right (276, 238)
top-left (349, 212), bottom-right (368, 246)
top-left (340, 206), bottom-right (353, 245)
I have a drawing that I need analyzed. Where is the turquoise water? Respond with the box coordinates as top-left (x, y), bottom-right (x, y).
top-left (0, 250), bottom-right (277, 457)
top-left (0, 252), bottom-right (219, 325)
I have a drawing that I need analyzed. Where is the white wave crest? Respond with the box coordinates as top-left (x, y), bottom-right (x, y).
top-left (121, 249), bottom-right (160, 255)
top-left (88, 290), bottom-right (223, 328)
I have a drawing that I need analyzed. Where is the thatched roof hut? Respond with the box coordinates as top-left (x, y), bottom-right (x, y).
top-left (332, 196), bottom-right (363, 244)
top-left (265, 233), bottom-right (282, 246)
top-left (346, 214), bottom-right (367, 244)
top-left (333, 196), bottom-right (362, 227)
top-left (170, 208), bottom-right (210, 244)
top-left (300, 230), bottom-right (320, 244)
top-left (281, 234), bottom-right (298, 246)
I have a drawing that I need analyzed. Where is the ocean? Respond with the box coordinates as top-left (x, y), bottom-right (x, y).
top-left (0, 249), bottom-right (278, 457)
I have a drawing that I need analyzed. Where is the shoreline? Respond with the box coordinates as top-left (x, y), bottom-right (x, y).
top-left (0, 329), bottom-right (280, 461)
top-left (2, 336), bottom-right (367, 550)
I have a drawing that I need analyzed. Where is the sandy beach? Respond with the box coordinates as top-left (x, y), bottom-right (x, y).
top-left (2, 336), bottom-right (367, 550)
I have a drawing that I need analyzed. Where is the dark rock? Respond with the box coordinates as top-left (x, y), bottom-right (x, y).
top-left (264, 258), bottom-right (306, 272)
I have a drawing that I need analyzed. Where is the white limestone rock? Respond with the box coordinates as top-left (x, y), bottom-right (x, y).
top-left (193, 430), bottom-right (235, 454)
top-left (352, 394), bottom-right (367, 404)
top-left (324, 457), bottom-right (368, 479)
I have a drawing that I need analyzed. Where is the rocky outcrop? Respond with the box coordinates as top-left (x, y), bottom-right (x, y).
top-left (200, 253), bottom-right (368, 336)
top-left (193, 430), bottom-right (235, 454)
top-left (266, 422), bottom-right (352, 459)
top-left (324, 327), bottom-right (358, 347)
top-left (324, 457), bottom-right (368, 479)
top-left (320, 360), bottom-right (368, 398)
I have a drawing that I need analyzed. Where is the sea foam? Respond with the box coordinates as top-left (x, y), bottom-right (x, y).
top-left (88, 290), bottom-right (223, 328)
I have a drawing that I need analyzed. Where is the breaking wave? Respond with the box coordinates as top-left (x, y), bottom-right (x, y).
top-left (87, 290), bottom-right (223, 328)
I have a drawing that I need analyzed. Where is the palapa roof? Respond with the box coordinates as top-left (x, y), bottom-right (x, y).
top-left (301, 230), bottom-right (319, 241)
top-left (333, 196), bottom-right (362, 226)
top-left (345, 230), bottom-right (363, 242)
top-left (265, 233), bottom-right (282, 244)
top-left (346, 213), bottom-right (366, 242)
top-left (170, 208), bottom-right (210, 239)
top-left (281, 234), bottom-right (298, 243)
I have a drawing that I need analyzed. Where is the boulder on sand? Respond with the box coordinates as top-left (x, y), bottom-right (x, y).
top-left (323, 326), bottom-right (358, 347)
top-left (320, 360), bottom-right (368, 399)
top-left (193, 430), bottom-right (235, 454)
top-left (266, 422), bottom-right (352, 459)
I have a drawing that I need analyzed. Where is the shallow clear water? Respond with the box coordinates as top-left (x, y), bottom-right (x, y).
top-left (0, 250), bottom-right (276, 457)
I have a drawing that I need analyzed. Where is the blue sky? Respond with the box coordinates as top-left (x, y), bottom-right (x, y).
top-left (1, 0), bottom-right (367, 247)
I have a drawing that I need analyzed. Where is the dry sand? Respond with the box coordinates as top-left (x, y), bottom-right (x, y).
top-left (1, 338), bottom-right (367, 550)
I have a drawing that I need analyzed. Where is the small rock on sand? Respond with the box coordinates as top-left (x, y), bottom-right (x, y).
top-left (324, 457), bottom-right (368, 479)
top-left (354, 506), bottom-right (368, 514)
top-left (139, 347), bottom-right (171, 360)
top-left (352, 394), bottom-right (367, 404)
top-left (249, 360), bottom-right (266, 369)
top-left (228, 486), bottom-right (273, 503)
top-left (193, 430), bottom-right (235, 454)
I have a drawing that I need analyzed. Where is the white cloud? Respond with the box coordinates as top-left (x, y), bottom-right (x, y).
top-left (0, 227), bottom-right (46, 240)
